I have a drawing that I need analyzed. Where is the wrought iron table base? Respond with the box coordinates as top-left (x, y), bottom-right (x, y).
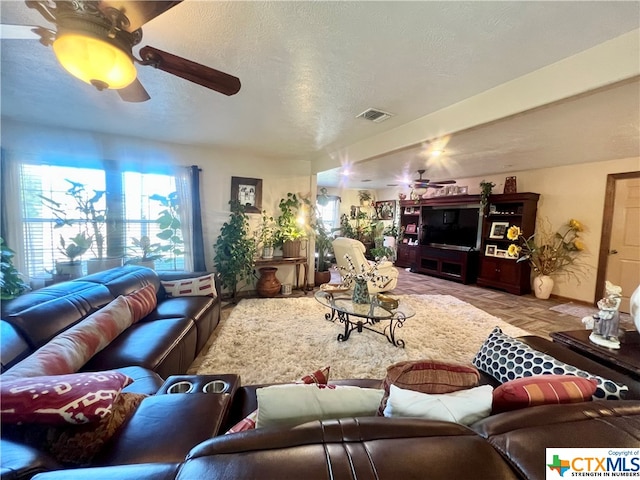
top-left (325, 308), bottom-right (406, 348)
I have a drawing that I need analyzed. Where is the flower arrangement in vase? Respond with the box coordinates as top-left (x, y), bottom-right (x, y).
top-left (506, 218), bottom-right (587, 299)
top-left (338, 253), bottom-right (390, 304)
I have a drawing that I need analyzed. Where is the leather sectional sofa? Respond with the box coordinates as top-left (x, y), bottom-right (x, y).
top-left (1, 265), bottom-right (223, 479)
top-left (1, 265), bottom-right (221, 379)
top-left (2, 266), bottom-right (640, 479)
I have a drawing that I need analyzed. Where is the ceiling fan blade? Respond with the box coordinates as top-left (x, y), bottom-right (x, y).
top-left (139, 46), bottom-right (241, 96)
top-left (430, 180), bottom-right (457, 185)
top-left (0, 24), bottom-right (42, 40)
top-left (97, 1), bottom-right (183, 32)
top-left (117, 78), bottom-right (151, 103)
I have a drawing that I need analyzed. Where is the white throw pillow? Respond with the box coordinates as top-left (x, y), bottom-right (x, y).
top-left (256, 384), bottom-right (384, 428)
top-left (383, 384), bottom-right (493, 426)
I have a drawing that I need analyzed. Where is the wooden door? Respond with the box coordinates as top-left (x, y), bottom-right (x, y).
top-left (605, 177), bottom-right (640, 313)
top-left (596, 172), bottom-right (640, 313)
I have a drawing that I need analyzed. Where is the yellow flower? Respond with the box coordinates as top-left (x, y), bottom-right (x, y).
top-left (507, 244), bottom-right (521, 257)
top-left (573, 239), bottom-right (585, 251)
top-left (569, 219), bottom-right (584, 232)
top-left (507, 225), bottom-right (521, 241)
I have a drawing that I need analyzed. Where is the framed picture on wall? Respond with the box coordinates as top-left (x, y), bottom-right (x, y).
top-left (375, 201), bottom-right (396, 220)
top-left (231, 176), bottom-right (262, 213)
top-left (489, 221), bottom-right (509, 239)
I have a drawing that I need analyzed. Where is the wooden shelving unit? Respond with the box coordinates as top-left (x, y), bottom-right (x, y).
top-left (476, 192), bottom-right (540, 295)
top-left (396, 204), bottom-right (420, 268)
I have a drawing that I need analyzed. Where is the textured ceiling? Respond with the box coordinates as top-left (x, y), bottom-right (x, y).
top-left (1, 1), bottom-right (639, 188)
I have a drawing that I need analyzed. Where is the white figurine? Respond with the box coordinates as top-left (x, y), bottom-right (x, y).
top-left (589, 281), bottom-right (622, 349)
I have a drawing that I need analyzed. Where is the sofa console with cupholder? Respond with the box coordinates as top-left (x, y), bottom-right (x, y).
top-left (91, 374), bottom-right (240, 467)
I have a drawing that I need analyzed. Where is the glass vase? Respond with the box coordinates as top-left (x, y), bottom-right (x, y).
top-left (352, 278), bottom-right (370, 304)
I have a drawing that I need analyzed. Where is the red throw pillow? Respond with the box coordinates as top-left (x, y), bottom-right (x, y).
top-left (224, 366), bottom-right (331, 434)
top-left (377, 360), bottom-right (480, 415)
top-left (1, 371), bottom-right (133, 425)
top-left (3, 392), bottom-right (146, 466)
top-left (492, 374), bottom-right (598, 413)
top-left (125, 284), bottom-right (157, 323)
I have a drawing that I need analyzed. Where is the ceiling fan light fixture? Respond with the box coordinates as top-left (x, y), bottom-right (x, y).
top-left (52, 33), bottom-right (136, 90)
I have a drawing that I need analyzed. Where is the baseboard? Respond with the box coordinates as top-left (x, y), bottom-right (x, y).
top-left (549, 294), bottom-right (595, 307)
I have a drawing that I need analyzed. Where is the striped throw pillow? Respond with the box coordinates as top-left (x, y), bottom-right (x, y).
top-left (492, 374), bottom-right (598, 413)
top-left (125, 284), bottom-right (157, 323)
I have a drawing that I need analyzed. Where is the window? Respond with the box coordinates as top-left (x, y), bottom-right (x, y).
top-left (316, 195), bottom-right (340, 233)
top-left (14, 161), bottom-right (185, 278)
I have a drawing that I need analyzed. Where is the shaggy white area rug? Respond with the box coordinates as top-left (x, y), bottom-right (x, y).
top-left (195, 295), bottom-right (530, 384)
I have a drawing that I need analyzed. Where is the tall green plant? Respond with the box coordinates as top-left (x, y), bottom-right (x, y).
top-left (39, 180), bottom-right (106, 259)
top-left (311, 208), bottom-right (333, 272)
top-left (275, 193), bottom-right (306, 245)
top-left (1, 237), bottom-right (29, 300)
top-left (213, 201), bottom-right (257, 300)
top-left (150, 192), bottom-right (184, 269)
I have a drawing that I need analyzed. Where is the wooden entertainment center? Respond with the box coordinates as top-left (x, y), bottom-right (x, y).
top-left (397, 195), bottom-right (481, 284)
top-left (397, 192), bottom-right (539, 293)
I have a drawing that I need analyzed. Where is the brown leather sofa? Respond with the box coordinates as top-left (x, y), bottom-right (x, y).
top-left (17, 336), bottom-right (640, 480)
top-left (1, 265), bottom-right (221, 378)
top-left (26, 398), bottom-right (640, 480)
top-left (4, 270), bottom-right (640, 480)
top-left (1, 266), bottom-right (223, 480)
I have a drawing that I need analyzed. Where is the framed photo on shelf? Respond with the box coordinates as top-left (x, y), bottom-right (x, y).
top-left (485, 244), bottom-right (497, 257)
top-left (489, 221), bottom-right (509, 239)
top-left (405, 223), bottom-right (417, 234)
top-left (404, 207), bottom-right (414, 214)
top-left (495, 249), bottom-right (508, 258)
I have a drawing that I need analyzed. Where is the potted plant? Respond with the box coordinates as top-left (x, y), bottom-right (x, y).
top-left (506, 218), bottom-right (587, 299)
top-left (275, 193), bottom-right (307, 258)
top-left (479, 180), bottom-right (496, 215)
top-left (358, 190), bottom-right (373, 207)
top-left (256, 211), bottom-right (277, 259)
top-left (56, 233), bottom-right (92, 279)
top-left (125, 236), bottom-right (164, 269)
top-left (312, 210), bottom-right (334, 285)
top-left (39, 180), bottom-right (120, 274)
top-left (213, 201), bottom-right (257, 301)
top-left (1, 237), bottom-right (30, 300)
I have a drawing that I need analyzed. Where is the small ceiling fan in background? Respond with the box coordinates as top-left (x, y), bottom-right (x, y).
top-left (411, 169), bottom-right (456, 191)
top-left (1, 0), bottom-right (241, 102)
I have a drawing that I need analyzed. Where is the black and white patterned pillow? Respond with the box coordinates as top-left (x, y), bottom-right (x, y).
top-left (473, 327), bottom-right (628, 400)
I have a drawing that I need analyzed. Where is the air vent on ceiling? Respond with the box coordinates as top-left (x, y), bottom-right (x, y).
top-left (356, 108), bottom-right (394, 123)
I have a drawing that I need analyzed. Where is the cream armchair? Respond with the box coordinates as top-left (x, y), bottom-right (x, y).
top-left (332, 237), bottom-right (399, 293)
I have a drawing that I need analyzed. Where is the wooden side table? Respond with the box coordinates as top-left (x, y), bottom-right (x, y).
top-left (254, 256), bottom-right (309, 293)
top-left (550, 329), bottom-right (640, 380)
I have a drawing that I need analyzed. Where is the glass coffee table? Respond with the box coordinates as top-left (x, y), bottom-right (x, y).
top-left (314, 290), bottom-right (414, 348)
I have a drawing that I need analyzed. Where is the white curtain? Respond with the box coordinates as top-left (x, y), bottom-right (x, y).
top-left (1, 152), bottom-right (28, 281)
top-left (175, 166), bottom-right (194, 272)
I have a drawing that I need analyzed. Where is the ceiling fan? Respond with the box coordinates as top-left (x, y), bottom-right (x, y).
top-left (2, 1), bottom-right (241, 102)
top-left (411, 169), bottom-right (456, 190)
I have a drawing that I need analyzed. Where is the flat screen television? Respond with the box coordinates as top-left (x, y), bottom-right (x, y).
top-left (420, 206), bottom-right (480, 249)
